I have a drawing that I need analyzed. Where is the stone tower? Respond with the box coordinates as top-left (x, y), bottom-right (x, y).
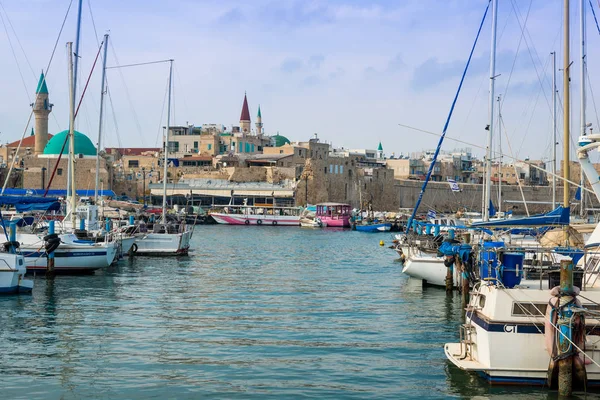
top-left (255, 105), bottom-right (263, 136)
top-left (239, 92), bottom-right (251, 133)
top-left (32, 72), bottom-right (53, 154)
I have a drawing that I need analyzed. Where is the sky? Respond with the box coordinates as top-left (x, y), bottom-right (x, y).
top-left (1, 0), bottom-right (599, 163)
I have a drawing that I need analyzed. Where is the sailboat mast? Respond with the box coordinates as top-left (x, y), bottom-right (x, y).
top-left (552, 51), bottom-right (557, 209)
top-left (95, 34), bottom-right (109, 204)
top-left (73, 0), bottom-right (83, 108)
top-left (564, 0), bottom-right (571, 209)
top-left (68, 42), bottom-right (77, 228)
top-left (497, 94), bottom-right (502, 214)
top-left (580, 0), bottom-right (587, 218)
top-left (484, 0), bottom-right (498, 222)
top-left (162, 60), bottom-right (174, 223)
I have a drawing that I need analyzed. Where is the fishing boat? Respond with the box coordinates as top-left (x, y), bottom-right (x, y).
top-left (132, 60), bottom-right (192, 255)
top-left (211, 204), bottom-right (303, 226)
top-left (315, 203), bottom-right (351, 228)
top-left (355, 222), bottom-right (392, 232)
top-left (300, 217), bottom-right (323, 228)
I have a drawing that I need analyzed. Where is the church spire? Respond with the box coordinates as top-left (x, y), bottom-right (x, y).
top-left (239, 92), bottom-right (251, 133)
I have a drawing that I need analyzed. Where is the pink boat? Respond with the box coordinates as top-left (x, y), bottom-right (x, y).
top-left (210, 205), bottom-right (302, 226)
top-left (316, 203), bottom-right (352, 228)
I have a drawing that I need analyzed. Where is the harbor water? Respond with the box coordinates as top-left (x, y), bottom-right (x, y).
top-left (0, 227), bottom-right (569, 399)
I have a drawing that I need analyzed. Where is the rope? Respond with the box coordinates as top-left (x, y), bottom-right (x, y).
top-left (406, 0), bottom-right (490, 233)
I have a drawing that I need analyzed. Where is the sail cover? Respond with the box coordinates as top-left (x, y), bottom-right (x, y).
top-left (0, 195), bottom-right (60, 212)
top-left (471, 206), bottom-right (569, 228)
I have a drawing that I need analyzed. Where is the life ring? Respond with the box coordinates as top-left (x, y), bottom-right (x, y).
top-left (245, 220), bottom-right (250, 225)
top-left (257, 219), bottom-right (263, 225)
top-left (131, 243), bottom-right (138, 253)
top-left (272, 221), bottom-right (278, 226)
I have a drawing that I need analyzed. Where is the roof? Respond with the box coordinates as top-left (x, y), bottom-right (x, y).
top-left (43, 130), bottom-right (96, 156)
top-left (271, 134), bottom-right (290, 147)
top-left (6, 134), bottom-right (53, 148)
top-left (377, 142), bottom-right (383, 151)
top-left (36, 72), bottom-right (48, 94)
top-left (105, 147), bottom-right (160, 156)
top-left (246, 153), bottom-right (292, 161)
top-left (240, 93), bottom-right (251, 122)
top-left (317, 202), bottom-right (351, 206)
top-left (257, 105), bottom-right (262, 118)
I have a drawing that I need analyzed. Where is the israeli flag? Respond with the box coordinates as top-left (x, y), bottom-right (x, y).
top-left (427, 209), bottom-right (437, 219)
top-left (447, 178), bottom-right (460, 192)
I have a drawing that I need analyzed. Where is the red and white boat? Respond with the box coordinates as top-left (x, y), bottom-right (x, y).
top-left (211, 205), bottom-right (302, 226)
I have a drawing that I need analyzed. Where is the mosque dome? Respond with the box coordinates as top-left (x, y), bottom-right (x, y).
top-left (271, 134), bottom-right (290, 147)
top-left (43, 130), bottom-right (97, 156)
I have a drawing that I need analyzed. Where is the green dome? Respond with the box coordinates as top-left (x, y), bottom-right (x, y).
top-left (43, 130), bottom-right (97, 156)
top-left (272, 134), bottom-right (290, 147)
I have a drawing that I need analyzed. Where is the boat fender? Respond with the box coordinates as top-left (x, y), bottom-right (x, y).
top-left (257, 219), bottom-right (263, 225)
top-left (3, 241), bottom-right (20, 251)
top-left (44, 233), bottom-right (59, 241)
top-left (245, 220), bottom-right (250, 225)
top-left (131, 243), bottom-right (138, 253)
top-left (272, 221), bottom-right (277, 226)
top-left (44, 239), bottom-right (60, 254)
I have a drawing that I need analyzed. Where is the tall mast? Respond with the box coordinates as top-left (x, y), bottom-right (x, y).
top-left (67, 0), bottom-right (83, 205)
top-left (484, 0), bottom-right (498, 221)
top-left (497, 94), bottom-right (502, 214)
top-left (564, 0), bottom-right (571, 209)
top-left (580, 0), bottom-right (587, 218)
top-left (162, 60), bottom-right (174, 223)
top-left (552, 51), bottom-right (557, 209)
top-left (67, 42), bottom-right (77, 228)
top-left (95, 34), bottom-right (109, 204)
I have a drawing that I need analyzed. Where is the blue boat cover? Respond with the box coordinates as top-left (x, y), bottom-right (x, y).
top-left (471, 206), bottom-right (569, 228)
top-left (0, 195), bottom-right (60, 212)
top-left (1, 188), bottom-right (116, 197)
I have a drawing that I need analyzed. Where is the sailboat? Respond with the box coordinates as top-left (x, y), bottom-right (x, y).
top-left (132, 60), bottom-right (192, 256)
top-left (445, 0), bottom-right (600, 389)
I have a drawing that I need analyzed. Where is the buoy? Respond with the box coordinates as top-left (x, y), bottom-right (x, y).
top-left (379, 240), bottom-right (384, 246)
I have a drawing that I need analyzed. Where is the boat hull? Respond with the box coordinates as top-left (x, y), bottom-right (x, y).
top-left (356, 223), bottom-right (392, 232)
top-left (402, 255), bottom-right (460, 287)
top-left (134, 231), bottom-right (191, 256)
top-left (211, 213), bottom-right (300, 226)
top-left (0, 254), bottom-right (32, 294)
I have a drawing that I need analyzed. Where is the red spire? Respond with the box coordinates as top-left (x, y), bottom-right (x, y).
top-left (240, 92), bottom-right (251, 122)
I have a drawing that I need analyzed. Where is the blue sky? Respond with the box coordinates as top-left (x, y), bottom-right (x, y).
top-left (0, 0), bottom-right (598, 163)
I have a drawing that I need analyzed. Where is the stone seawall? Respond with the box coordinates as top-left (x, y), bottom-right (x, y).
top-left (394, 179), bottom-right (595, 214)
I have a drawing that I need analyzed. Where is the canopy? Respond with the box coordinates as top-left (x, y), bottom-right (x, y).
top-left (471, 206), bottom-right (569, 228)
top-left (0, 195), bottom-right (60, 212)
top-left (1, 188), bottom-right (116, 197)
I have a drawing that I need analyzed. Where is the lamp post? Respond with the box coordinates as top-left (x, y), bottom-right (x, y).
top-left (142, 167), bottom-right (146, 205)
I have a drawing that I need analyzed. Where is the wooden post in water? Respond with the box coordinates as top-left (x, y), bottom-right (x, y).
top-left (445, 260), bottom-right (453, 293)
top-left (558, 259), bottom-right (574, 397)
top-left (46, 221), bottom-right (56, 278)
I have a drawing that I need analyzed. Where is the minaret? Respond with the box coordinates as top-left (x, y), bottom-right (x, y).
top-left (239, 92), bottom-right (251, 133)
top-left (255, 105), bottom-right (263, 136)
top-left (377, 141), bottom-right (384, 159)
top-left (32, 72), bottom-right (53, 154)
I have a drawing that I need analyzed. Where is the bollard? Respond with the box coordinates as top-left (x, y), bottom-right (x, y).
top-left (456, 256), bottom-right (469, 310)
top-left (46, 221), bottom-right (56, 278)
top-left (448, 229), bottom-right (455, 240)
top-left (129, 215), bottom-right (135, 226)
top-left (434, 225), bottom-right (440, 237)
top-left (80, 218), bottom-right (85, 231)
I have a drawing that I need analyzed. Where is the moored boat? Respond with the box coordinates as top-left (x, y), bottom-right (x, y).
top-left (315, 203), bottom-right (351, 228)
top-left (211, 205), bottom-right (302, 226)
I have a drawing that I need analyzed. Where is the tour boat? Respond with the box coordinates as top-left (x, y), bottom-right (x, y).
top-left (315, 203), bottom-right (351, 228)
top-left (133, 222), bottom-right (191, 256)
top-left (210, 205), bottom-right (302, 226)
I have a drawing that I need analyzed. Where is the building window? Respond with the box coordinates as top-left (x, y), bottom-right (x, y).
top-left (167, 141), bottom-right (179, 153)
top-left (251, 144), bottom-right (255, 152)
top-left (128, 160), bottom-right (139, 168)
top-left (340, 165), bottom-right (344, 174)
top-left (194, 141), bottom-right (199, 150)
top-left (329, 165), bottom-right (333, 173)
top-left (335, 165), bottom-right (339, 174)
top-left (208, 144), bottom-right (212, 150)
top-left (324, 167), bottom-right (327, 174)
top-left (57, 168), bottom-right (63, 176)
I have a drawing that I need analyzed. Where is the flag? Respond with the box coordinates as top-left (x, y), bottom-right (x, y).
top-left (447, 178), bottom-right (460, 192)
top-left (489, 200), bottom-right (496, 218)
top-left (427, 209), bottom-right (437, 219)
top-left (575, 187), bottom-right (582, 201)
